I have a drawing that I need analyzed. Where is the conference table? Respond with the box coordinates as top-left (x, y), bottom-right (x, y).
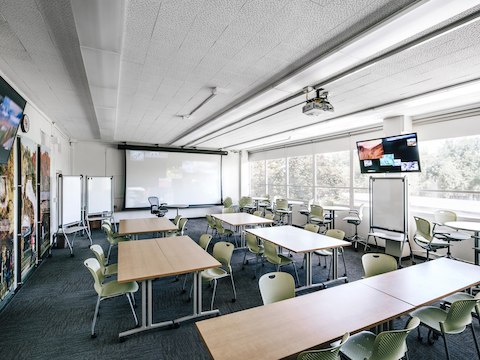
top-left (247, 225), bottom-right (350, 291)
top-left (211, 213), bottom-right (274, 248)
top-left (117, 217), bottom-right (178, 239)
top-left (445, 221), bottom-right (480, 265)
top-left (196, 258), bottom-right (480, 360)
top-left (117, 236), bottom-right (221, 339)
top-left (322, 205), bottom-right (350, 228)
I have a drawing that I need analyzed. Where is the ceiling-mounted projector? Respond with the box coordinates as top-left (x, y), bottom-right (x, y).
top-left (302, 88), bottom-right (334, 116)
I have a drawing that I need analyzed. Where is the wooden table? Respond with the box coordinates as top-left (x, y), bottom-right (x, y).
top-left (117, 217), bottom-right (177, 239)
top-left (322, 205), bottom-right (350, 228)
top-left (247, 225), bottom-right (350, 291)
top-left (212, 213), bottom-right (274, 248)
top-left (445, 221), bottom-right (480, 264)
top-left (196, 281), bottom-right (412, 360)
top-left (117, 236), bottom-right (221, 339)
top-left (196, 258), bottom-right (480, 360)
top-left (361, 257), bottom-right (480, 306)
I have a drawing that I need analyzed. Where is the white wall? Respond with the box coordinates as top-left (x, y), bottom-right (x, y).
top-left (72, 142), bottom-right (241, 216)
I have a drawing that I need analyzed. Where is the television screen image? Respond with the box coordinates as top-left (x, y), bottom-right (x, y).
top-left (0, 76), bottom-right (26, 164)
top-left (357, 133), bottom-right (421, 174)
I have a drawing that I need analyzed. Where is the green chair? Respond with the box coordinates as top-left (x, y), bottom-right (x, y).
top-left (413, 216), bottom-right (450, 261)
top-left (310, 205), bottom-right (332, 232)
top-left (441, 291), bottom-right (480, 326)
top-left (259, 272), bottom-right (295, 305)
top-left (258, 194), bottom-right (270, 215)
top-left (102, 223), bottom-right (130, 262)
top-left (432, 210), bottom-right (470, 258)
top-left (297, 332), bottom-right (350, 360)
top-left (274, 198), bottom-right (292, 225)
top-left (242, 233), bottom-right (264, 279)
top-left (253, 210), bottom-right (263, 217)
top-left (264, 213), bottom-right (275, 226)
top-left (172, 214), bottom-right (182, 227)
top-left (314, 229), bottom-right (347, 280)
top-left (182, 234), bottom-right (213, 292)
top-left (239, 196), bottom-right (255, 213)
top-left (340, 317), bottom-right (419, 360)
top-left (411, 299), bottom-right (480, 359)
top-left (222, 207), bottom-right (236, 213)
top-left (223, 196), bottom-right (233, 208)
top-left (263, 240), bottom-right (300, 285)
top-left (304, 223), bottom-right (320, 233)
top-left (215, 218), bottom-right (235, 245)
top-left (200, 242), bottom-right (237, 310)
top-left (90, 244), bottom-right (117, 276)
top-left (84, 258), bottom-right (138, 338)
top-left (206, 214), bottom-right (217, 235)
top-left (361, 253), bottom-right (398, 278)
top-left (166, 217), bottom-right (188, 237)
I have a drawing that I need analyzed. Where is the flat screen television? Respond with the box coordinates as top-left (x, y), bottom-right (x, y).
top-left (0, 75), bottom-right (26, 164)
top-left (357, 133), bottom-right (421, 174)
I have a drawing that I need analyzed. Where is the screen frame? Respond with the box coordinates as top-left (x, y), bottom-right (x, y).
top-left (356, 132), bottom-right (421, 174)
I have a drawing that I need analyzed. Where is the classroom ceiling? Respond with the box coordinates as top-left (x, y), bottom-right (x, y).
top-left (0, 0), bottom-right (480, 151)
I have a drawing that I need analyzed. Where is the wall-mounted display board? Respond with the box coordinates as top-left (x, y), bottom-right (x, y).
top-left (17, 137), bottom-right (37, 279)
top-left (86, 176), bottom-right (113, 215)
top-left (58, 175), bottom-right (83, 227)
top-left (0, 149), bottom-right (15, 302)
top-left (38, 145), bottom-right (51, 259)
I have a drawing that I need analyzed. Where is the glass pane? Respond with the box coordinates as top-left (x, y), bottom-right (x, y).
top-left (288, 186), bottom-right (313, 201)
top-left (269, 185), bottom-right (287, 198)
top-left (353, 150), bottom-right (369, 189)
top-left (288, 155), bottom-right (313, 186)
top-left (250, 160), bottom-right (266, 196)
top-left (315, 187), bottom-right (349, 205)
top-left (316, 151), bottom-right (350, 187)
top-left (266, 158), bottom-right (286, 186)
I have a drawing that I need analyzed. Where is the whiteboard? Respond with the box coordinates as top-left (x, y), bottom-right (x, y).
top-left (369, 177), bottom-right (407, 233)
top-left (60, 175), bottom-right (82, 226)
top-left (87, 176), bottom-right (113, 215)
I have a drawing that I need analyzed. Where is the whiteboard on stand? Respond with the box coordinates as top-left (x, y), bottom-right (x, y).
top-left (86, 176), bottom-right (113, 215)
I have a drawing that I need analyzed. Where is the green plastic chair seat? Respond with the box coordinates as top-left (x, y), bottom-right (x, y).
top-left (339, 331), bottom-right (376, 360)
top-left (298, 333), bottom-right (350, 360)
top-left (315, 249), bottom-right (332, 257)
top-left (414, 234), bottom-right (449, 248)
top-left (411, 306), bottom-right (465, 334)
top-left (104, 263), bottom-right (118, 276)
top-left (201, 267), bottom-right (229, 281)
top-left (110, 235), bottom-right (130, 245)
top-left (100, 280), bottom-right (138, 298)
top-left (274, 253), bottom-right (293, 266)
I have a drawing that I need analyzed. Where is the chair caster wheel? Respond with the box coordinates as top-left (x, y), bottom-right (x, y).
top-left (119, 337), bottom-right (125, 343)
top-left (172, 322), bottom-right (180, 329)
top-left (181, 289), bottom-right (186, 294)
top-left (242, 266), bottom-right (245, 270)
top-left (245, 260), bottom-right (249, 265)
top-left (232, 298), bottom-right (236, 303)
top-left (70, 254), bottom-right (74, 257)
top-left (91, 333), bottom-right (97, 339)
top-left (187, 298), bottom-right (191, 303)
top-left (344, 279), bottom-right (348, 283)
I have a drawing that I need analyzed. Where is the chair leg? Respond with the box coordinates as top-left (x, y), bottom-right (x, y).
top-left (292, 262), bottom-right (300, 286)
top-left (230, 273), bottom-right (237, 302)
top-left (107, 244), bottom-right (112, 263)
top-left (471, 325), bottom-right (480, 357)
top-left (91, 296), bottom-right (101, 337)
top-left (182, 273), bottom-right (189, 292)
top-left (441, 333), bottom-right (450, 360)
top-left (210, 279), bottom-right (218, 311)
top-left (341, 247), bottom-right (347, 277)
top-left (126, 293), bottom-right (138, 326)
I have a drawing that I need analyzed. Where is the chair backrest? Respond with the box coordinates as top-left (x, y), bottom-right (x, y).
top-left (148, 196), bottom-right (159, 207)
top-left (253, 210), bottom-right (263, 217)
top-left (259, 272), bottom-right (295, 305)
top-left (369, 317), bottom-right (420, 360)
top-left (434, 209), bottom-right (457, 225)
top-left (263, 240), bottom-right (281, 265)
top-left (245, 233), bottom-right (262, 253)
top-left (84, 258), bottom-right (105, 295)
top-left (215, 218), bottom-right (225, 232)
top-left (198, 234), bottom-right (213, 251)
top-left (310, 204), bottom-right (324, 218)
top-left (206, 214), bottom-right (216, 228)
top-left (222, 207), bottom-right (236, 213)
top-left (223, 196), bottom-right (233, 208)
top-left (362, 253), bottom-right (398, 278)
top-left (325, 229), bottom-right (345, 240)
top-left (102, 219), bottom-right (113, 229)
top-left (178, 218), bottom-right (188, 235)
top-left (276, 198), bottom-right (289, 211)
top-left (264, 213), bottom-right (275, 226)
top-left (356, 203), bottom-right (365, 221)
top-left (90, 244), bottom-right (107, 267)
top-left (414, 216), bottom-right (433, 242)
top-left (173, 215), bottom-right (182, 226)
top-left (297, 332), bottom-right (350, 360)
top-left (212, 242), bottom-right (235, 272)
top-left (101, 223), bottom-right (114, 240)
top-left (304, 223), bottom-right (320, 233)
top-left (443, 299), bottom-right (478, 333)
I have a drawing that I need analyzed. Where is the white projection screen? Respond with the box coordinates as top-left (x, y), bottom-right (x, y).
top-left (60, 175), bottom-right (82, 226)
top-left (87, 176), bottom-right (113, 215)
top-left (125, 150), bottom-right (222, 208)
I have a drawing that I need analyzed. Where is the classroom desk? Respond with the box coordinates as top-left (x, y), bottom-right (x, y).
top-left (247, 225), bottom-right (350, 291)
top-left (322, 205), bottom-right (350, 229)
top-left (117, 236), bottom-right (221, 339)
top-left (361, 258), bottom-right (480, 307)
top-left (196, 281), bottom-right (412, 360)
top-left (445, 221), bottom-right (480, 265)
top-left (117, 217), bottom-right (177, 239)
top-left (251, 196), bottom-right (268, 211)
top-left (165, 203), bottom-right (189, 216)
top-left (211, 213), bottom-right (273, 248)
top-left (196, 258), bottom-right (480, 360)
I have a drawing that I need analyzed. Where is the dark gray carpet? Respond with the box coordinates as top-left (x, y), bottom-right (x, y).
top-left (0, 218), bottom-right (478, 359)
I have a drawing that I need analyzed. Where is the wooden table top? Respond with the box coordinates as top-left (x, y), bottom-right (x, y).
top-left (196, 281), bottom-right (412, 360)
top-left (211, 212), bottom-right (274, 226)
top-left (247, 225), bottom-right (350, 253)
top-left (360, 258), bottom-right (480, 307)
top-left (117, 217), bottom-right (178, 235)
top-left (445, 221), bottom-right (480, 232)
top-left (118, 236), bottom-right (221, 283)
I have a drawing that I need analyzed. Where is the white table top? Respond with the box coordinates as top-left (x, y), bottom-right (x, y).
top-left (322, 205), bottom-right (350, 212)
top-left (247, 225), bottom-right (350, 253)
top-left (211, 212), bottom-right (274, 226)
top-left (445, 221), bottom-right (480, 232)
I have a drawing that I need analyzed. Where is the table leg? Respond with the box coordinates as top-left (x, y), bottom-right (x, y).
top-left (332, 248), bottom-right (338, 279)
top-left (475, 231), bottom-right (479, 265)
top-left (295, 252), bottom-right (323, 293)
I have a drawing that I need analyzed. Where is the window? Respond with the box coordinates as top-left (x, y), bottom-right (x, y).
top-left (266, 158), bottom-right (286, 198)
top-left (288, 155), bottom-right (313, 201)
top-left (315, 151), bottom-right (350, 204)
top-left (353, 150), bottom-right (369, 206)
top-left (250, 160), bottom-right (266, 196)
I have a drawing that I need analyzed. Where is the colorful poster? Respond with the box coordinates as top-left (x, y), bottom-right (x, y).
top-left (39, 146), bottom-right (50, 258)
top-left (20, 137), bottom-right (37, 276)
top-left (0, 151), bottom-right (15, 300)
